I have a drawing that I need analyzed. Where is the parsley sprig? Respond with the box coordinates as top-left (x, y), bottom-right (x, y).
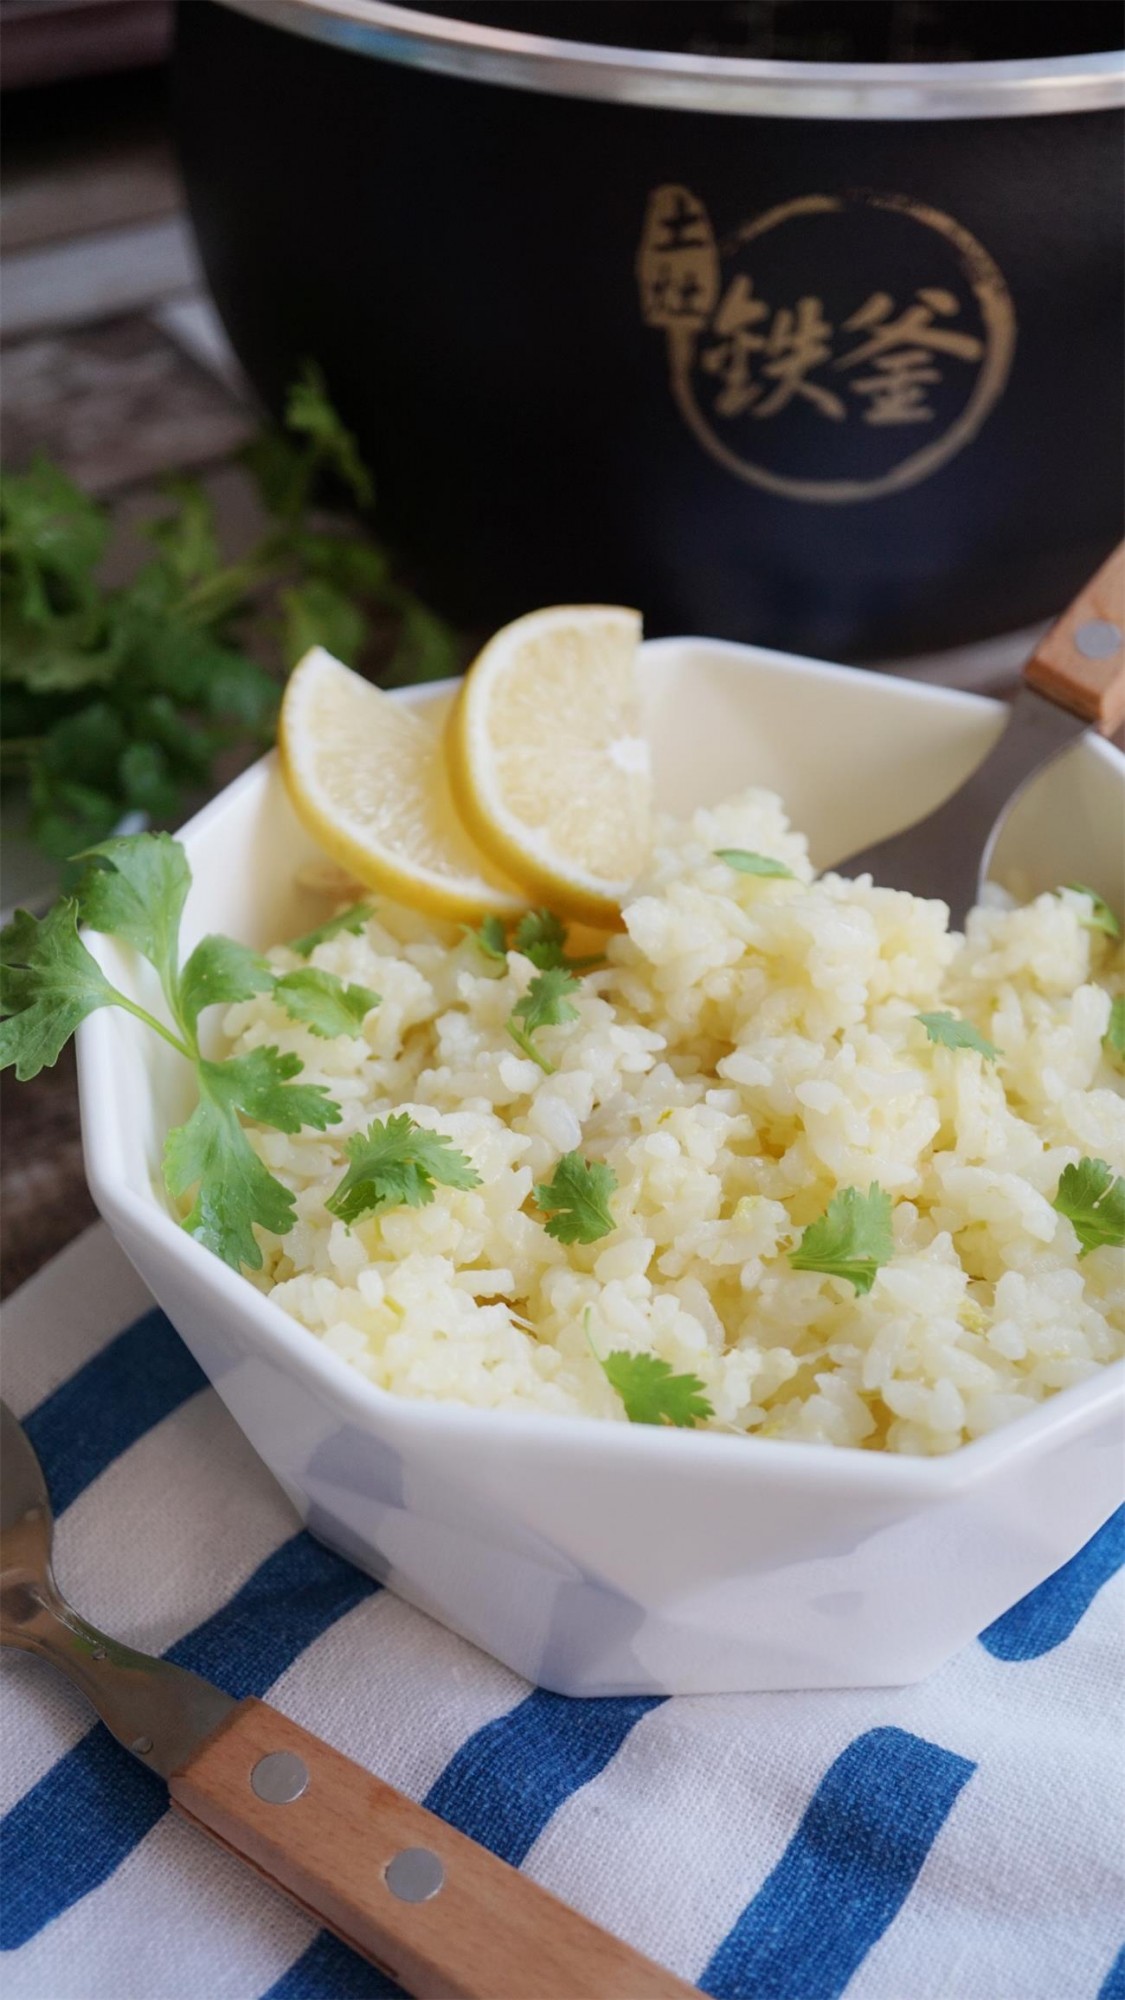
top-left (0, 832), bottom-right (361, 1269)
top-left (789, 1185), bottom-right (894, 1295)
top-left (507, 967), bottom-right (581, 1073)
top-left (288, 901), bottom-right (375, 957)
top-left (1104, 996), bottom-right (1125, 1065)
top-left (325, 1113), bottom-right (480, 1226)
top-left (1052, 1157), bottom-right (1125, 1257)
top-left (534, 1153), bottom-right (618, 1244)
top-left (916, 1011), bottom-right (1000, 1061)
top-left (1, 368), bottom-right (458, 861)
top-left (714, 850), bottom-right (794, 879)
top-left (1062, 884), bottom-right (1121, 939)
top-left (463, 908), bottom-right (603, 976)
top-left (601, 1351), bottom-right (714, 1428)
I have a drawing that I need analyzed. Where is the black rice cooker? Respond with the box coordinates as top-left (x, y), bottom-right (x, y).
top-left (174, 1), bottom-right (1125, 661)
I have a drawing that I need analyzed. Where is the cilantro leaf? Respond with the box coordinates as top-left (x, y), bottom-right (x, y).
top-left (916, 1011), bottom-right (1000, 1061)
top-left (199, 1046), bottom-right (341, 1135)
top-left (326, 1112), bottom-right (480, 1227)
top-left (1104, 995), bottom-right (1125, 1064)
top-left (273, 967), bottom-right (380, 1039)
top-left (507, 968), bottom-right (581, 1073)
top-left (600, 1351), bottom-right (714, 1428)
top-left (513, 909), bottom-right (604, 972)
top-left (714, 850), bottom-right (794, 879)
top-left (285, 363), bottom-right (374, 510)
top-left (162, 1074), bottom-right (299, 1273)
top-left (534, 1153), bottom-right (618, 1244)
top-left (165, 1045), bottom-right (343, 1267)
top-left (75, 833), bottom-right (191, 1006)
top-left (178, 935), bottom-right (274, 1037)
top-left (0, 900), bottom-right (121, 1079)
top-left (288, 902), bottom-right (375, 958)
top-left (789, 1185), bottom-right (894, 1295)
top-left (1052, 1157), bottom-right (1125, 1257)
top-left (1063, 884), bottom-right (1121, 938)
top-left (462, 915), bottom-right (509, 969)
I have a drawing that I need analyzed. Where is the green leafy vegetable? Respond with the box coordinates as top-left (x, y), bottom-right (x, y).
top-left (178, 935), bottom-right (274, 1036)
top-left (506, 968), bottom-right (581, 1072)
top-left (534, 1153), bottom-right (618, 1244)
top-left (273, 967), bottom-right (380, 1039)
top-left (463, 914), bottom-right (509, 967)
top-left (1, 368), bottom-right (459, 861)
top-left (325, 1112), bottom-right (480, 1227)
top-left (916, 1011), bottom-right (1000, 1061)
top-left (0, 831), bottom-right (362, 1272)
top-left (288, 902), bottom-right (375, 957)
top-left (600, 1350), bottom-right (714, 1428)
top-left (1063, 884), bottom-right (1121, 938)
top-left (76, 832), bottom-right (192, 1006)
top-left (789, 1184), bottom-right (894, 1295)
top-left (163, 1049), bottom-right (338, 1272)
top-left (0, 900), bottom-right (122, 1079)
top-left (714, 850), bottom-right (794, 879)
top-left (1104, 995), bottom-right (1125, 1064)
top-left (1052, 1157), bottom-right (1125, 1257)
top-left (513, 910), bottom-right (603, 972)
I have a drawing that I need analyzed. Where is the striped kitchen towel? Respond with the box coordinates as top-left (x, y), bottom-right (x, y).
top-left (1, 1225), bottom-right (1122, 2000)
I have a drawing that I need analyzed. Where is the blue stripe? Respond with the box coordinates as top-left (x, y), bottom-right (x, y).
top-left (262, 1931), bottom-right (406, 2000)
top-left (423, 1688), bottom-right (663, 1866)
top-left (22, 1308), bottom-right (206, 1515)
top-left (1, 1535), bottom-right (378, 1949)
top-left (980, 1508), bottom-right (1124, 1662)
top-left (700, 1727), bottom-right (975, 2000)
top-left (1099, 1943), bottom-right (1125, 1999)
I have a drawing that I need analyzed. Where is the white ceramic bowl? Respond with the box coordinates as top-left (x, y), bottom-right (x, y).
top-left (76, 639), bottom-right (1125, 1696)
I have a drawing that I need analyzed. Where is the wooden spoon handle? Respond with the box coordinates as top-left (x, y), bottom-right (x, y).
top-left (170, 1697), bottom-right (694, 2000)
top-left (1024, 542), bottom-right (1125, 734)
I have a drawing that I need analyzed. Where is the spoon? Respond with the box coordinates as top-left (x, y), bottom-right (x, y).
top-left (835, 543), bottom-right (1125, 926)
top-left (0, 1402), bottom-right (692, 2000)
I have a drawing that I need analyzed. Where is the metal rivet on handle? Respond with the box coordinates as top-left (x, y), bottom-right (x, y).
top-left (251, 1751), bottom-right (309, 1803)
top-left (1074, 619), bottom-right (1122, 660)
top-left (385, 1848), bottom-right (445, 1903)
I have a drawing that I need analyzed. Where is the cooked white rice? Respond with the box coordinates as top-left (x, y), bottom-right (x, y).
top-left (225, 790), bottom-right (1125, 1454)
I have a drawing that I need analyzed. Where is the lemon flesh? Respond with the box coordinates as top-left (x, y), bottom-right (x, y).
top-left (279, 648), bottom-right (525, 922)
top-left (447, 605), bottom-right (649, 925)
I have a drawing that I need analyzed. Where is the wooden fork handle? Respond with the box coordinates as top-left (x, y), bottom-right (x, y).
top-left (170, 1697), bottom-right (694, 2000)
top-left (1024, 541), bottom-right (1125, 734)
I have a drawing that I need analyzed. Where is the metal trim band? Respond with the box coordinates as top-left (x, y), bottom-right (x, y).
top-left (216, 0), bottom-right (1125, 120)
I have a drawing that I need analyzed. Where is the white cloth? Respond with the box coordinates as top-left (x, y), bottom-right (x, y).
top-left (1, 1225), bottom-right (1122, 2000)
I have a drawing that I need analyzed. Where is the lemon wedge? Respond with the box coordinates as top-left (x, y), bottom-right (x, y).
top-left (279, 648), bottom-right (526, 923)
top-left (446, 605), bottom-right (650, 925)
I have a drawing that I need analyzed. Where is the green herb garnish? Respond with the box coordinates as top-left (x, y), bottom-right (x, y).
top-left (462, 914), bottom-right (509, 968)
top-left (272, 968), bottom-right (380, 1039)
top-left (325, 1112), bottom-right (480, 1227)
top-left (1, 367), bottom-right (458, 861)
top-left (288, 902), bottom-right (375, 957)
top-left (0, 832), bottom-right (348, 1270)
top-left (1104, 995), bottom-right (1125, 1064)
top-left (534, 1153), bottom-right (618, 1244)
top-left (789, 1185), bottom-right (894, 1295)
top-left (916, 1011), bottom-right (1000, 1061)
top-left (513, 910), bottom-right (603, 972)
top-left (714, 850), bottom-right (794, 879)
top-left (1063, 884), bottom-right (1121, 938)
top-left (506, 968), bottom-right (581, 1073)
top-left (600, 1350), bottom-right (714, 1428)
top-left (1052, 1157), bottom-right (1125, 1258)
